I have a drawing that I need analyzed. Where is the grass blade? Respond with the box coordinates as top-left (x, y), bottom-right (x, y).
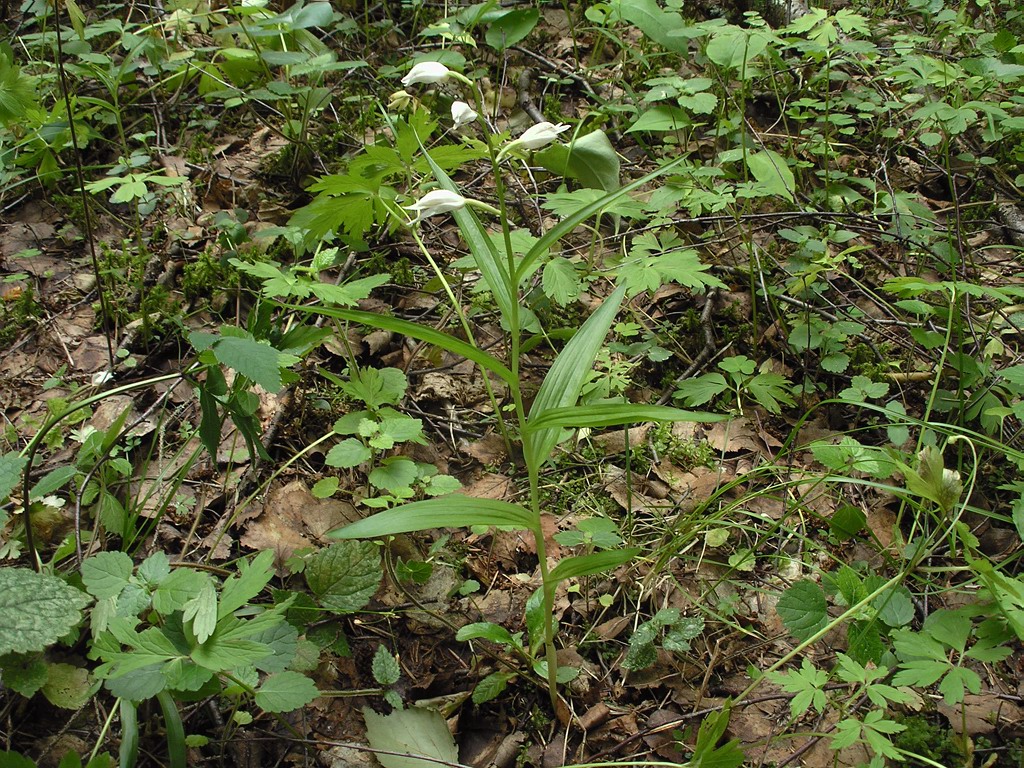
top-left (525, 403), bottom-right (727, 431)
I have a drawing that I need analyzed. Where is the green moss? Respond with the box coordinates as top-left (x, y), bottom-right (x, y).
top-left (0, 284), bottom-right (42, 346)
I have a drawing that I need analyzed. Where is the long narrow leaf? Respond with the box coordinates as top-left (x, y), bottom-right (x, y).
top-left (525, 403), bottom-right (728, 432)
top-left (330, 496), bottom-right (538, 539)
top-left (517, 153), bottom-right (690, 284)
top-left (549, 549), bottom-right (640, 584)
top-left (419, 144), bottom-right (517, 320)
top-left (524, 285), bottom-right (626, 470)
top-left (282, 303), bottom-right (514, 386)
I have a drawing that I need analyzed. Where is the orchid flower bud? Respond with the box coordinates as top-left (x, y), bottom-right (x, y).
top-left (516, 121), bottom-right (571, 149)
top-left (451, 100), bottom-right (478, 129)
top-left (401, 61), bottom-right (452, 86)
top-left (497, 121), bottom-right (571, 161)
top-left (404, 190), bottom-right (467, 224)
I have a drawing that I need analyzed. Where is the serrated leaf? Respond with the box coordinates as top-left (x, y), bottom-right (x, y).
top-left (777, 581), bottom-right (829, 642)
top-left (0, 652), bottom-right (49, 697)
top-left (81, 551), bottom-right (134, 599)
top-left (0, 452), bottom-right (27, 503)
top-left (472, 671), bottom-right (514, 704)
top-left (250, 621), bottom-right (299, 673)
top-left (325, 438), bottom-right (371, 469)
top-left (362, 706), bottom-right (458, 768)
top-left (372, 645), bottom-right (401, 686)
top-left (191, 333), bottom-right (299, 393)
top-left (255, 671), bottom-right (319, 713)
top-left (0, 569), bottom-right (90, 655)
top-left (219, 550), bottom-right (276, 619)
top-left (745, 149), bottom-right (795, 202)
top-left (305, 541), bottom-right (381, 613)
top-left (541, 257), bottom-right (581, 306)
top-left (152, 569), bottom-right (207, 615)
top-left (369, 457), bottom-right (418, 493)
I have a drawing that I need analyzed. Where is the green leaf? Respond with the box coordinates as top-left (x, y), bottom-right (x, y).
top-left (219, 550), bottom-right (276, 618)
top-left (535, 130), bottom-right (620, 191)
top-left (305, 541), bottom-right (381, 613)
top-left (0, 569), bottom-right (90, 655)
top-left (282, 305), bottom-right (514, 387)
top-left (341, 367), bottom-right (407, 409)
top-left (183, 579), bottom-right (218, 644)
top-left (516, 153), bottom-right (690, 284)
top-left (254, 671), bottom-right (319, 713)
top-left (548, 549), bottom-right (639, 583)
top-left (330, 497), bottom-right (537, 539)
top-left (618, 0), bottom-right (687, 51)
top-left (472, 671), bottom-right (515, 704)
top-left (362, 706), bottom-right (458, 768)
top-left (526, 403), bottom-right (726, 432)
top-left (706, 25), bottom-right (771, 73)
top-left (745, 149), bottom-right (795, 202)
top-left (417, 146), bottom-right (517, 322)
top-left (828, 506), bottom-right (866, 541)
top-left (627, 105), bottom-right (692, 133)
top-left (81, 551), bottom-right (134, 599)
top-left (369, 457), bottom-right (418, 493)
top-left (152, 569), bottom-right (208, 615)
top-left (541, 257), bottom-right (581, 306)
top-left (371, 645), bottom-right (401, 686)
top-left (455, 622), bottom-right (518, 647)
top-left (325, 438), bottom-right (371, 469)
top-left (0, 652), bottom-right (49, 697)
top-left (777, 581), bottom-right (829, 642)
top-left (0, 453), bottom-right (27, 503)
top-left (40, 662), bottom-right (92, 709)
top-left (485, 8), bottom-right (539, 50)
top-left (526, 285), bottom-right (626, 470)
top-left (674, 373), bottom-right (729, 408)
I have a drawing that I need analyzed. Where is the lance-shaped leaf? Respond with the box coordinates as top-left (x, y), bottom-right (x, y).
top-left (516, 153), bottom-right (689, 285)
top-left (525, 403), bottom-right (727, 432)
top-left (549, 549), bottom-right (640, 584)
top-left (282, 304), bottom-right (514, 387)
top-left (330, 496), bottom-right (538, 539)
top-left (419, 144), bottom-right (518, 319)
top-left (524, 285), bottom-right (626, 471)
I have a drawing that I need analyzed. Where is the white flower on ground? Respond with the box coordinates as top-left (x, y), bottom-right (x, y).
top-left (451, 100), bottom-right (478, 129)
top-left (404, 190), bottom-right (467, 224)
top-left (91, 370), bottom-right (114, 386)
top-left (401, 61), bottom-right (451, 86)
top-left (516, 121), bottom-right (571, 149)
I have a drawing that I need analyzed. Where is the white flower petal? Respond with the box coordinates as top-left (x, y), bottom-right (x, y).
top-left (404, 190), bottom-right (467, 223)
top-left (451, 100), bottom-right (478, 129)
top-left (91, 370), bottom-right (114, 386)
top-left (401, 61), bottom-right (451, 86)
top-left (516, 121), bottom-right (571, 150)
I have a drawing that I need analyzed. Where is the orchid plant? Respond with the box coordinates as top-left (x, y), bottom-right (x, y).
top-left (297, 58), bottom-right (722, 710)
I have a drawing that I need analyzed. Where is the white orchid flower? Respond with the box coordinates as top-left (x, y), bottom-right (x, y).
top-left (517, 121), bottom-right (571, 149)
top-left (401, 61), bottom-right (451, 86)
top-left (404, 190), bottom-right (467, 224)
top-left (497, 121), bottom-right (572, 161)
top-left (451, 100), bottom-right (478, 129)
